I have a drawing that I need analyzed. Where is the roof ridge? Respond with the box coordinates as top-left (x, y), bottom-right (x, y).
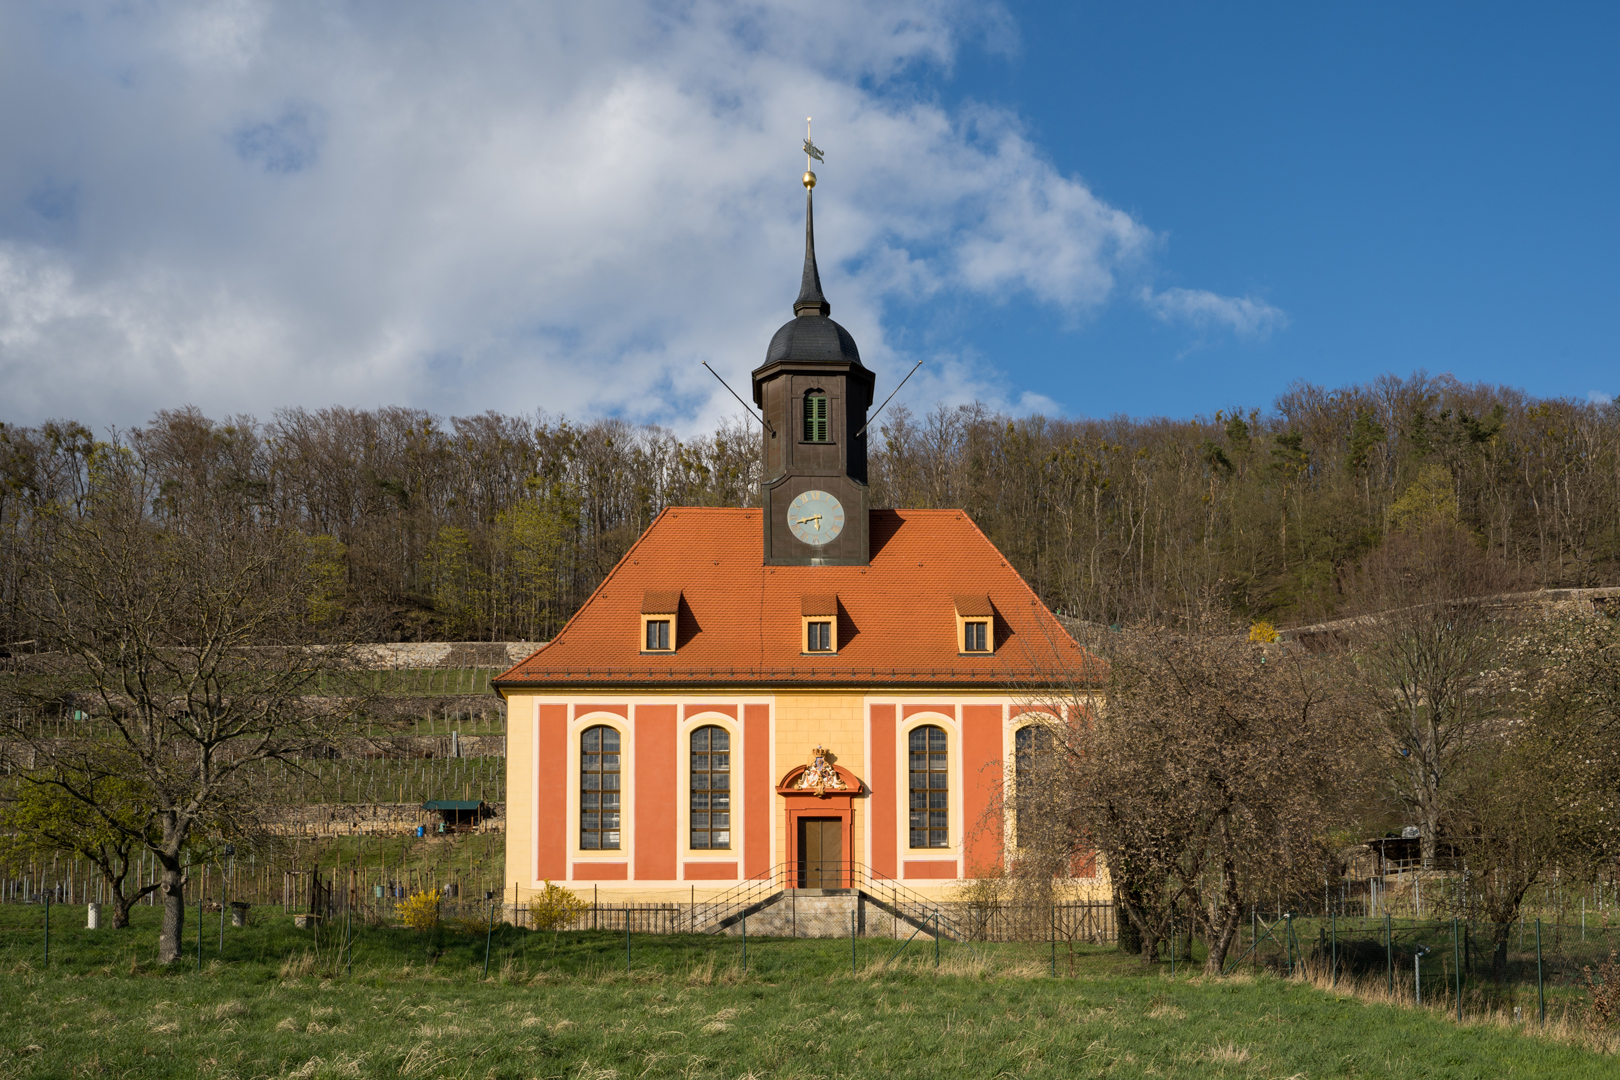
top-left (952, 511), bottom-right (1096, 679)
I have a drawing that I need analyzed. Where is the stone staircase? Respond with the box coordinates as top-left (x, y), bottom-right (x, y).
top-left (695, 863), bottom-right (967, 940)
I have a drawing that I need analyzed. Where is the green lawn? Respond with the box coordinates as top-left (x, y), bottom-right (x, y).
top-left (1, 905), bottom-right (1614, 1079)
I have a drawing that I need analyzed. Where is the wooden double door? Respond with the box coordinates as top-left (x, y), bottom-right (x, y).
top-left (797, 817), bottom-right (843, 888)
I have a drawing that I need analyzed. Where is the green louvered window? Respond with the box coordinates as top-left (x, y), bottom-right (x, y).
top-left (804, 393), bottom-right (829, 442)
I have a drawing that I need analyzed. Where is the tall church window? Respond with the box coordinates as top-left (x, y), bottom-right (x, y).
top-left (690, 726), bottom-right (731, 849)
top-left (1014, 724), bottom-right (1055, 846)
top-left (909, 725), bottom-right (949, 848)
top-left (804, 392), bottom-right (830, 442)
top-left (580, 725), bottom-right (621, 849)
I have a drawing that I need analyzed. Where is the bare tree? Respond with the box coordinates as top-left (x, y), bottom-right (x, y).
top-left (1028, 619), bottom-right (1362, 974)
top-left (1448, 613), bottom-right (1620, 980)
top-left (5, 441), bottom-right (373, 963)
top-left (1341, 521), bottom-right (1523, 867)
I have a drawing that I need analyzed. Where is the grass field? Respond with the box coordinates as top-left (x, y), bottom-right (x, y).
top-left (3, 906), bottom-right (1617, 1079)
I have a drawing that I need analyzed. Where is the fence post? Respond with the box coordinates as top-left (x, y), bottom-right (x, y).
top-left (742, 910), bottom-right (747, 974)
top-left (196, 890), bottom-right (203, 972)
top-left (43, 890), bottom-right (48, 967)
top-left (626, 909), bottom-right (631, 971)
top-left (1331, 911), bottom-right (1337, 988)
top-left (1051, 904), bottom-right (1057, 977)
top-left (934, 911), bottom-right (939, 968)
top-left (1285, 913), bottom-right (1294, 977)
top-left (1452, 917), bottom-right (1461, 1022)
top-left (1385, 912), bottom-right (1392, 995)
top-left (483, 893), bottom-right (494, 978)
top-left (1535, 919), bottom-right (1545, 1027)
top-left (347, 908), bottom-right (354, 977)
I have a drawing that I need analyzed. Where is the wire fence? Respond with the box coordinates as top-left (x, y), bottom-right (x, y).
top-left (1207, 910), bottom-right (1620, 1020)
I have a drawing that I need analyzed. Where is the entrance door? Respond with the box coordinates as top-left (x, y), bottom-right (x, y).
top-left (797, 818), bottom-right (843, 888)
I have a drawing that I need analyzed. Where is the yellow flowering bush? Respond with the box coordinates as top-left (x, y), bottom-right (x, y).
top-left (397, 888), bottom-right (442, 931)
top-left (528, 880), bottom-right (588, 933)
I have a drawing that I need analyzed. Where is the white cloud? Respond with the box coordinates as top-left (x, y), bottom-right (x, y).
top-left (881, 351), bottom-right (1064, 421)
top-left (1139, 286), bottom-right (1287, 340)
top-left (0, 1), bottom-right (1262, 432)
top-left (1589, 390), bottom-right (1614, 406)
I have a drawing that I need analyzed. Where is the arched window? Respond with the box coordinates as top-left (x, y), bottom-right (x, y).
top-left (580, 725), bottom-right (621, 850)
top-left (1014, 724), bottom-right (1055, 846)
top-left (908, 725), bottom-right (949, 848)
top-left (689, 726), bottom-right (732, 849)
top-left (804, 390), bottom-right (830, 442)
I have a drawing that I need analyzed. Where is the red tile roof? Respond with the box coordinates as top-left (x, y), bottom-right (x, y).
top-left (494, 508), bottom-right (1102, 689)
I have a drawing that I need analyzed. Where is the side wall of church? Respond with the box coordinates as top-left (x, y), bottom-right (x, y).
top-left (501, 688), bottom-right (1105, 906)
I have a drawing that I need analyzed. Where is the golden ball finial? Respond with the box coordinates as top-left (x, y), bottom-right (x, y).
top-left (802, 170), bottom-right (816, 189)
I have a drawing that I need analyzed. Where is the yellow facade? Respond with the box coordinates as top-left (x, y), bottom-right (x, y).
top-left (498, 687), bottom-right (1111, 910)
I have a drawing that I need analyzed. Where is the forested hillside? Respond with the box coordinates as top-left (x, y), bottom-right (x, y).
top-left (2, 370), bottom-right (1615, 642)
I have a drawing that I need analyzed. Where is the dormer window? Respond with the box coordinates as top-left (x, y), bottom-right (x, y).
top-left (954, 595), bottom-right (994, 654)
top-left (804, 391), bottom-right (830, 442)
top-left (801, 594), bottom-right (838, 654)
top-left (641, 590), bottom-right (680, 653)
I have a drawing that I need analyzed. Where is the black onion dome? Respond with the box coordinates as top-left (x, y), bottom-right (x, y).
top-left (766, 315), bottom-right (862, 365)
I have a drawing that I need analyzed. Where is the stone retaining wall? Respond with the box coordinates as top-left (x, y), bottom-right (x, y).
top-left (258, 801), bottom-right (505, 837)
top-left (354, 642), bottom-right (543, 669)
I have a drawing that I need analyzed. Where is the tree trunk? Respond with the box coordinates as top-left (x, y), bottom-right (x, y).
top-left (1491, 922), bottom-right (1512, 984)
top-left (1203, 821), bottom-right (1241, 974)
top-left (157, 859), bottom-right (186, 964)
top-left (1115, 900), bottom-right (1142, 955)
top-left (108, 879), bottom-right (159, 930)
top-left (1120, 900), bottom-right (1159, 962)
top-left (1203, 905), bottom-right (1242, 975)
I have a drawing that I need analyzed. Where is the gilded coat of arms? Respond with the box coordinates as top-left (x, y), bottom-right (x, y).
top-left (794, 745), bottom-right (846, 797)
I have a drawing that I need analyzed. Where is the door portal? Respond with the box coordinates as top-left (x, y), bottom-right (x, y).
top-left (797, 817), bottom-right (843, 888)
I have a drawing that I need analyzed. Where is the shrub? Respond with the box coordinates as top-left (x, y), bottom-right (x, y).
top-left (397, 888), bottom-right (442, 932)
top-left (1584, 950), bottom-right (1620, 1028)
top-left (528, 881), bottom-right (588, 933)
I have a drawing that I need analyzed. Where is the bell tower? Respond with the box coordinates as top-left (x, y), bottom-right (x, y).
top-left (754, 129), bottom-right (874, 566)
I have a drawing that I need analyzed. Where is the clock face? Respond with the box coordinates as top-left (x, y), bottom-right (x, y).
top-left (787, 490), bottom-right (845, 546)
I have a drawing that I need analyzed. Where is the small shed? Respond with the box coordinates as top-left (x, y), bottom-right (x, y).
top-left (421, 799), bottom-right (492, 833)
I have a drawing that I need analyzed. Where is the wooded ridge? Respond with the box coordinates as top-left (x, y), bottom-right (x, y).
top-left (3, 370), bottom-right (1615, 643)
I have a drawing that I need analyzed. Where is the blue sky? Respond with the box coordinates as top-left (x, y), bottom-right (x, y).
top-left (1, 2), bottom-right (1614, 431)
top-left (932, 2), bottom-right (1620, 417)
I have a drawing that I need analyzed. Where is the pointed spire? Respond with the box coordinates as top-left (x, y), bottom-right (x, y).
top-left (794, 186), bottom-right (831, 318)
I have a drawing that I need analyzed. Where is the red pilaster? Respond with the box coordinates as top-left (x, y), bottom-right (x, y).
top-left (537, 703), bottom-right (568, 881)
top-left (869, 704), bottom-right (897, 878)
top-left (962, 705), bottom-right (1004, 877)
top-left (744, 704), bottom-right (771, 878)
top-left (634, 705), bottom-right (677, 881)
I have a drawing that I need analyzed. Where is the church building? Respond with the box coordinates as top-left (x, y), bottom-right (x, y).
top-left (495, 160), bottom-right (1102, 911)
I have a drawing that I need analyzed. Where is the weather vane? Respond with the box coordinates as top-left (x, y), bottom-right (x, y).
top-left (802, 117), bottom-right (823, 188)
